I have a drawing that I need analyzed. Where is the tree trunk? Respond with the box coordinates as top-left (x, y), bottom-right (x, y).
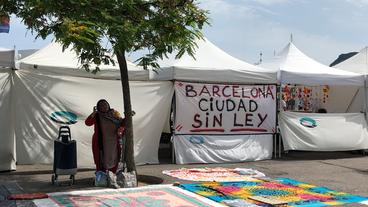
top-left (116, 51), bottom-right (137, 173)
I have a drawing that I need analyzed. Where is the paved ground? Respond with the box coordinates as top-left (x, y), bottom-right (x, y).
top-left (0, 151), bottom-right (367, 206)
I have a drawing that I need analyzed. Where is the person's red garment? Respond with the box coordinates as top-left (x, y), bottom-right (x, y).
top-left (85, 113), bottom-right (121, 173)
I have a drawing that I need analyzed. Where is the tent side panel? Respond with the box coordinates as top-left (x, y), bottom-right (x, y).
top-left (0, 70), bottom-right (16, 171)
top-left (14, 70), bottom-right (173, 166)
top-left (279, 111), bottom-right (368, 151)
top-left (173, 134), bottom-right (273, 164)
top-left (0, 50), bottom-right (15, 68)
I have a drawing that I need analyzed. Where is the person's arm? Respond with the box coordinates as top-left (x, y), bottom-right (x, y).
top-left (85, 111), bottom-right (97, 126)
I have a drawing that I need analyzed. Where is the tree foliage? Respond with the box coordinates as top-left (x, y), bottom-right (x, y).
top-left (1, 0), bottom-right (209, 173)
top-left (1, 0), bottom-right (208, 70)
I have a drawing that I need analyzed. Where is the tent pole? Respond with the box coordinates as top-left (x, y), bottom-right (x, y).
top-left (171, 82), bottom-right (177, 164)
top-left (275, 84), bottom-right (281, 158)
top-left (364, 75), bottom-right (367, 122)
top-left (345, 89), bottom-right (360, 113)
top-left (365, 49), bottom-right (368, 122)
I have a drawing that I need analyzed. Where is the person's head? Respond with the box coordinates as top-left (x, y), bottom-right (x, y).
top-left (96, 99), bottom-right (110, 113)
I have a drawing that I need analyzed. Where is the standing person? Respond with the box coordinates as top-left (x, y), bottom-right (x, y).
top-left (85, 99), bottom-right (125, 174)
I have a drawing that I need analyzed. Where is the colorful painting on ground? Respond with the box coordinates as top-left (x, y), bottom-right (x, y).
top-left (179, 178), bottom-right (368, 207)
top-left (162, 167), bottom-right (265, 182)
top-left (33, 185), bottom-right (224, 207)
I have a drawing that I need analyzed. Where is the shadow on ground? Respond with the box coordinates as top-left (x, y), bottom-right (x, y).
top-left (276, 151), bottom-right (366, 161)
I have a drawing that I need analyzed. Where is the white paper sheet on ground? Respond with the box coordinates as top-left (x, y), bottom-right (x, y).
top-left (162, 167), bottom-right (264, 182)
top-left (14, 69), bottom-right (173, 166)
top-left (361, 200), bottom-right (368, 205)
top-left (173, 134), bottom-right (272, 164)
top-left (223, 199), bottom-right (261, 207)
top-left (279, 111), bottom-right (368, 151)
top-left (234, 168), bottom-right (266, 177)
top-left (33, 185), bottom-right (226, 207)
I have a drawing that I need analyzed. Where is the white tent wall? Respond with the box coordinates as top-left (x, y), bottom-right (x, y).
top-left (0, 48), bottom-right (15, 68)
top-left (174, 134), bottom-right (273, 164)
top-left (12, 42), bottom-right (175, 167)
top-left (323, 85), bottom-right (363, 113)
top-left (280, 112), bottom-right (368, 151)
top-left (0, 69), bottom-right (16, 171)
top-left (13, 69), bottom-right (173, 166)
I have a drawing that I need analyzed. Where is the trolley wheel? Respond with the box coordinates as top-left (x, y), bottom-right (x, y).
top-left (69, 175), bottom-right (75, 185)
top-left (52, 174), bottom-right (59, 185)
top-left (51, 174), bottom-right (55, 185)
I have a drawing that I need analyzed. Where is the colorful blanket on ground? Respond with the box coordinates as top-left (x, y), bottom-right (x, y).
top-left (179, 178), bottom-right (368, 207)
top-left (33, 185), bottom-right (225, 207)
top-left (162, 167), bottom-right (265, 182)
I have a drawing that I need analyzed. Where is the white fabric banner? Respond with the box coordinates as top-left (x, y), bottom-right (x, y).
top-left (174, 81), bottom-right (277, 135)
top-left (173, 134), bottom-right (273, 164)
top-left (14, 69), bottom-right (173, 167)
top-left (279, 111), bottom-right (368, 151)
top-left (0, 70), bottom-right (16, 171)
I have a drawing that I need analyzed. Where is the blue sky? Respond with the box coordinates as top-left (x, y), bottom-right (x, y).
top-left (1, 0), bottom-right (368, 65)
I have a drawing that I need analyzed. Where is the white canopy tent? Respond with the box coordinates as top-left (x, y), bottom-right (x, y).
top-left (151, 38), bottom-right (278, 84)
top-left (334, 47), bottom-right (368, 74)
top-left (261, 42), bottom-right (364, 86)
top-left (261, 42), bottom-right (368, 152)
top-left (18, 42), bottom-right (148, 81)
top-left (153, 38), bottom-right (279, 164)
top-left (2, 42), bottom-right (173, 170)
top-left (333, 47), bottom-right (368, 115)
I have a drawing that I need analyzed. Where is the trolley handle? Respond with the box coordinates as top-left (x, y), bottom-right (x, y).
top-left (58, 126), bottom-right (72, 141)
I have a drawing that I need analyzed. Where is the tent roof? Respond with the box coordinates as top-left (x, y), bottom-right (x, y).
top-left (151, 38), bottom-right (278, 84)
top-left (17, 42), bottom-right (148, 80)
top-left (334, 47), bottom-right (368, 75)
top-left (261, 43), bottom-right (364, 86)
top-left (0, 47), bottom-right (12, 51)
